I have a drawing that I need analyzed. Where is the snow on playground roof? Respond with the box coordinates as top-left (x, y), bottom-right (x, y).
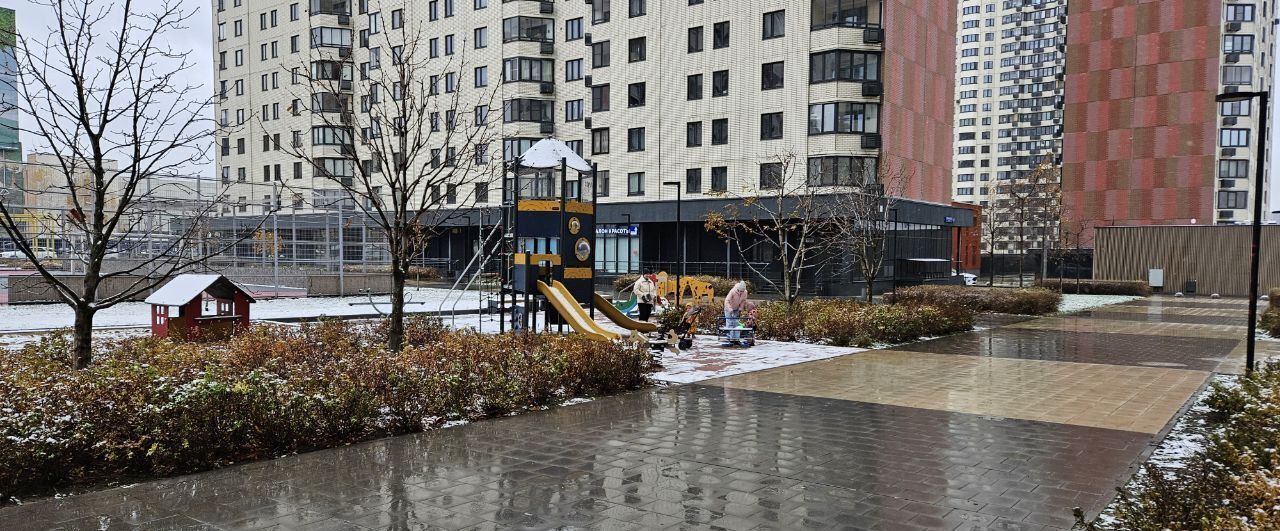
top-left (517, 138), bottom-right (594, 172)
top-left (145, 274), bottom-right (255, 306)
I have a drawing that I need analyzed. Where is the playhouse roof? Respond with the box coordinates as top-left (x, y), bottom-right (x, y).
top-left (145, 274), bottom-right (256, 306)
top-left (518, 138), bottom-right (594, 173)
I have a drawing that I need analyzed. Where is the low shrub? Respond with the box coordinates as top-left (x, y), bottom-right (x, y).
top-left (1035, 279), bottom-right (1152, 296)
top-left (753, 299), bottom-right (974, 347)
top-left (889, 285), bottom-right (1062, 315)
top-left (344, 264), bottom-right (443, 281)
top-left (1269, 288), bottom-right (1280, 310)
top-left (1260, 307), bottom-right (1280, 338)
top-left (0, 318), bottom-right (648, 501)
top-left (1077, 361), bottom-right (1280, 530)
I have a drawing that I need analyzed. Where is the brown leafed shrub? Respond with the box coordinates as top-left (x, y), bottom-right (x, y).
top-left (344, 264), bottom-right (443, 280)
top-left (1035, 279), bottom-right (1152, 296)
top-left (1077, 361), bottom-right (1280, 530)
top-left (0, 319), bottom-right (648, 501)
top-left (889, 285), bottom-right (1062, 315)
top-left (1259, 307), bottom-right (1280, 338)
top-left (753, 299), bottom-right (974, 347)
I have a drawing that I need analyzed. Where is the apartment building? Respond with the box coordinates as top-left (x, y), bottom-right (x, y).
top-left (954, 0), bottom-right (1276, 252)
top-left (212, 0), bottom-right (971, 294)
top-left (0, 6), bottom-right (20, 162)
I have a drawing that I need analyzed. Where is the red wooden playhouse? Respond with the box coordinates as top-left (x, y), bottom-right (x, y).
top-left (146, 274), bottom-right (255, 340)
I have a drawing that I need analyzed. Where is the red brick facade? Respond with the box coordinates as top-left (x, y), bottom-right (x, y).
top-left (1062, 0), bottom-right (1221, 228)
top-left (880, 0), bottom-right (956, 204)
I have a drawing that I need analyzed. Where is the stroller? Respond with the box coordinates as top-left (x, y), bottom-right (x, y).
top-left (666, 305), bottom-right (704, 352)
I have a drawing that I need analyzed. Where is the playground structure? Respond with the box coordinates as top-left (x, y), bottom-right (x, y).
top-left (146, 274), bottom-right (255, 340)
top-left (491, 139), bottom-right (655, 341)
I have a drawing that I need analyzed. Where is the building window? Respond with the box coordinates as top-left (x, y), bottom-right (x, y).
top-left (503, 57), bottom-right (554, 82)
top-left (1224, 35), bottom-right (1254, 54)
top-left (762, 10), bottom-right (785, 39)
top-left (760, 112), bottom-right (783, 140)
top-left (1222, 65), bottom-right (1253, 86)
top-left (1221, 99), bottom-right (1251, 116)
top-left (628, 82), bottom-right (646, 107)
top-left (1226, 4), bottom-right (1255, 22)
top-left (475, 27), bottom-right (489, 48)
top-left (628, 37), bottom-right (646, 62)
top-left (565, 99), bottom-right (584, 121)
top-left (711, 118), bottom-right (728, 145)
top-left (629, 0), bottom-right (645, 17)
top-left (627, 127), bottom-right (645, 152)
top-left (957, 187), bottom-right (974, 196)
top-left (593, 0), bottom-right (611, 24)
top-left (811, 0), bottom-right (882, 30)
top-left (808, 102), bottom-right (880, 134)
top-left (713, 21), bottom-right (730, 48)
top-left (592, 84), bottom-right (610, 112)
top-left (686, 168), bottom-right (702, 193)
top-left (710, 166), bottom-right (727, 192)
top-left (1221, 128), bottom-right (1250, 147)
top-left (687, 74), bottom-right (703, 100)
top-left (475, 66), bottom-right (489, 87)
top-left (1218, 190), bottom-right (1249, 209)
top-left (687, 121), bottom-right (703, 147)
top-left (592, 40), bottom-right (611, 68)
top-left (761, 61), bottom-right (784, 90)
top-left (807, 156), bottom-right (878, 186)
top-left (712, 70), bottom-right (728, 96)
top-left (592, 128), bottom-right (610, 154)
top-left (566, 58), bottom-right (584, 81)
top-left (566, 18), bottom-right (584, 40)
top-left (810, 50), bottom-right (881, 83)
top-left (688, 26), bottom-right (704, 53)
top-left (759, 163), bottom-right (783, 190)
top-left (1220, 159), bottom-right (1249, 179)
top-left (597, 170), bottom-right (610, 197)
top-left (502, 16), bottom-right (554, 43)
top-left (627, 171), bottom-right (644, 196)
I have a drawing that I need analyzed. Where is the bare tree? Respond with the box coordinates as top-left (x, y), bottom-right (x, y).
top-left (0, 0), bottom-right (256, 368)
top-left (704, 152), bottom-right (829, 304)
top-left (995, 156), bottom-right (1059, 287)
top-left (282, 19), bottom-right (499, 351)
top-left (826, 160), bottom-right (911, 302)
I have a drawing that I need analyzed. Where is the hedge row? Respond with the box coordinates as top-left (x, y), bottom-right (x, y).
top-left (345, 265), bottom-right (443, 281)
top-left (1035, 279), bottom-right (1153, 296)
top-left (748, 299), bottom-right (975, 347)
top-left (0, 318), bottom-right (649, 500)
top-left (889, 286), bottom-right (1063, 315)
top-left (1078, 361), bottom-right (1280, 530)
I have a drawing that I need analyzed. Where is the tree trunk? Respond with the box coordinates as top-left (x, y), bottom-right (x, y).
top-left (72, 305), bottom-right (95, 369)
top-left (865, 277), bottom-right (875, 303)
top-left (388, 258), bottom-right (407, 352)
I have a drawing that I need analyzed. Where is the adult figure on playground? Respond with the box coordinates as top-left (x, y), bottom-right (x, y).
top-left (632, 272), bottom-right (659, 322)
top-left (724, 281), bottom-right (749, 340)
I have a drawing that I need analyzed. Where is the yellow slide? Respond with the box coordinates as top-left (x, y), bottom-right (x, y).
top-left (593, 293), bottom-right (658, 334)
top-left (536, 280), bottom-right (621, 341)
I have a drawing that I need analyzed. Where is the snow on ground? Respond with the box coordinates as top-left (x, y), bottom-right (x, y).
top-left (650, 339), bottom-right (866, 384)
top-left (1058, 294), bottom-right (1143, 314)
top-left (0, 288), bottom-right (491, 333)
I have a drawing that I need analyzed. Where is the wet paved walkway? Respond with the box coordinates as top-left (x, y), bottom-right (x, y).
top-left (3, 296), bottom-right (1276, 530)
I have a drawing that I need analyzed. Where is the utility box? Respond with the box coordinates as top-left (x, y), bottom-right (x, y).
top-left (1184, 279), bottom-right (1198, 295)
top-left (1148, 269), bottom-right (1164, 291)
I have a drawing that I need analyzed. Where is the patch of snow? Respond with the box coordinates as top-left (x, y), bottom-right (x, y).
top-left (0, 288), bottom-right (487, 333)
top-left (1058, 294), bottom-right (1143, 314)
top-left (651, 338), bottom-right (865, 384)
top-left (561, 397), bottom-right (594, 406)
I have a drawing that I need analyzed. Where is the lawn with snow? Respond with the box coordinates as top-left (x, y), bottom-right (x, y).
top-left (1058, 294), bottom-right (1143, 314)
top-left (0, 287), bottom-right (490, 333)
top-left (650, 339), bottom-right (866, 383)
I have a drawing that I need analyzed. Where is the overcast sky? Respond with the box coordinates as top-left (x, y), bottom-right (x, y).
top-left (5, 0), bottom-right (1280, 208)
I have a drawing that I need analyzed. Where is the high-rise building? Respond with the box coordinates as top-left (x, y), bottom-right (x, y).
top-left (952, 0), bottom-right (1067, 253)
top-left (1062, 0), bottom-right (1274, 228)
top-left (0, 7), bottom-right (21, 162)
top-left (212, 0), bottom-right (958, 207)
top-left (211, 0), bottom-right (969, 294)
top-left (954, 0), bottom-right (1276, 250)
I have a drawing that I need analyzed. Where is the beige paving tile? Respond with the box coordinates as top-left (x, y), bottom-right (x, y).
top-left (705, 350), bottom-right (1208, 434)
top-left (1006, 316), bottom-right (1246, 339)
top-left (1092, 305), bottom-right (1245, 318)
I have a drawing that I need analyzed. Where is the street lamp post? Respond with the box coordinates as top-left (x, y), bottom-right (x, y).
top-left (1216, 90), bottom-right (1270, 373)
top-left (661, 181), bottom-right (683, 307)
